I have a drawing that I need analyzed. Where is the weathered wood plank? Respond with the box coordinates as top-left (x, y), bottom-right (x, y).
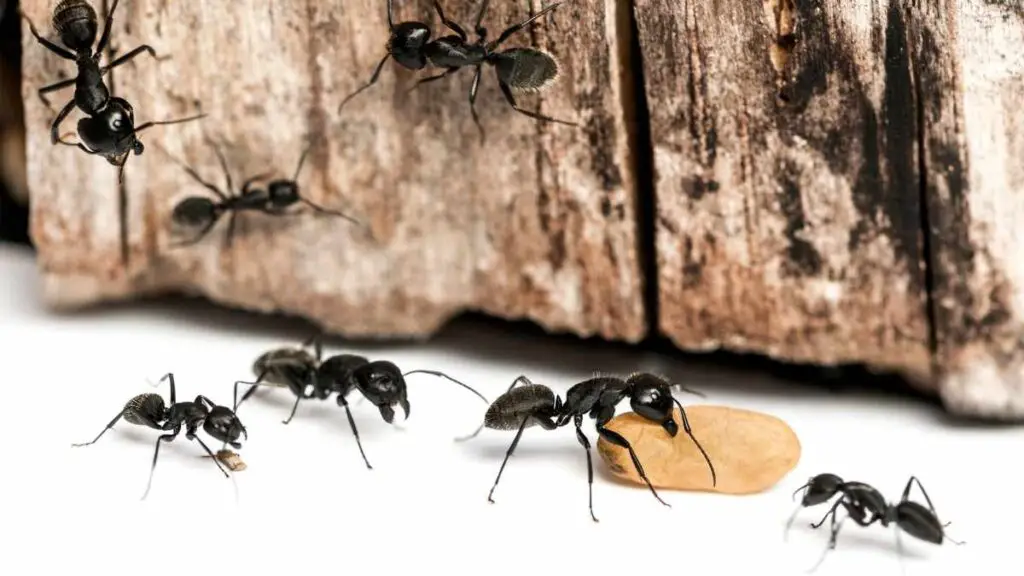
top-left (911, 0), bottom-right (1024, 418)
top-left (20, 0), bottom-right (646, 341)
top-left (635, 0), bottom-right (932, 379)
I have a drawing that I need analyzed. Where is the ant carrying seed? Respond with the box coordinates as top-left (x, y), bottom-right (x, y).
top-left (21, 0), bottom-right (205, 264)
top-left (459, 372), bottom-right (715, 522)
top-left (232, 333), bottom-right (490, 470)
top-left (71, 373), bottom-right (248, 500)
top-left (338, 0), bottom-right (577, 141)
top-left (167, 137), bottom-right (363, 249)
top-left (786, 473), bottom-right (965, 572)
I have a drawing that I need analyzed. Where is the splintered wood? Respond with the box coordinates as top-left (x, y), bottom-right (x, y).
top-left (596, 406), bottom-right (800, 494)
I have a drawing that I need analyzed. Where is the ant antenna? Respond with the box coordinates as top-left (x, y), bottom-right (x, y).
top-left (402, 369), bottom-right (490, 440)
top-left (131, 112), bottom-right (208, 137)
top-left (672, 397), bottom-right (716, 486)
top-left (791, 481), bottom-right (812, 501)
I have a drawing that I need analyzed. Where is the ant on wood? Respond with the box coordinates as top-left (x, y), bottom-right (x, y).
top-left (786, 473), bottom-right (965, 571)
top-left (232, 333), bottom-right (490, 470)
top-left (339, 0), bottom-right (577, 141)
top-left (71, 373), bottom-right (248, 500)
top-left (167, 137), bottom-right (363, 249)
top-left (459, 372), bottom-right (715, 522)
top-left (21, 0), bottom-right (205, 265)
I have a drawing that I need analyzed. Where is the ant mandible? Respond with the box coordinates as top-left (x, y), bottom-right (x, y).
top-left (338, 0), bottom-right (577, 141)
top-left (71, 373), bottom-right (248, 500)
top-left (460, 372), bottom-right (715, 522)
top-left (787, 473), bottom-right (964, 571)
top-left (232, 333), bottom-right (490, 470)
top-left (168, 138), bottom-right (363, 249)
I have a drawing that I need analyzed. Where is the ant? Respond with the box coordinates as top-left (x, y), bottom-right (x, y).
top-left (168, 138), bottom-right (362, 249)
top-left (232, 333), bottom-right (489, 470)
top-left (786, 473), bottom-right (964, 571)
top-left (338, 0), bottom-right (577, 141)
top-left (71, 373), bottom-right (248, 500)
top-left (23, 0), bottom-right (205, 176)
top-left (22, 0), bottom-right (205, 265)
top-left (459, 372), bottom-right (715, 522)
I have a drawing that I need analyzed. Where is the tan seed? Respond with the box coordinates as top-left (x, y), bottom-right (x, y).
top-left (597, 405), bottom-right (800, 495)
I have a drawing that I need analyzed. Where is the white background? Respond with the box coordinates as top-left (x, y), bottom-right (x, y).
top-left (1, 242), bottom-right (1019, 576)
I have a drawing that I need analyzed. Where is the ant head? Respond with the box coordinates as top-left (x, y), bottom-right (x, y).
top-left (203, 405), bottom-right (248, 449)
top-left (353, 360), bottom-right (409, 423)
top-left (388, 22), bottom-right (431, 70)
top-left (79, 98), bottom-right (137, 159)
top-left (172, 196), bottom-right (218, 230)
top-left (53, 0), bottom-right (99, 53)
top-left (625, 373), bottom-right (678, 436)
top-left (797, 473), bottom-right (845, 506)
top-left (267, 179), bottom-right (300, 209)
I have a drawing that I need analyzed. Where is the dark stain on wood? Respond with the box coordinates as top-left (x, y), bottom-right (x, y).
top-left (681, 0), bottom-right (718, 201)
top-left (681, 235), bottom-right (704, 288)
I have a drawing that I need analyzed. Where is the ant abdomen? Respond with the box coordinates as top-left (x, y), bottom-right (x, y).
top-left (122, 393), bottom-right (165, 425)
top-left (895, 502), bottom-right (945, 545)
top-left (53, 0), bottom-right (98, 52)
top-left (485, 385), bottom-right (556, 430)
top-left (492, 48), bottom-right (559, 92)
top-left (172, 197), bottom-right (219, 229)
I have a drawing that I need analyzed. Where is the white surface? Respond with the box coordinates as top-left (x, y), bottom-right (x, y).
top-left (0, 243), bottom-right (1019, 576)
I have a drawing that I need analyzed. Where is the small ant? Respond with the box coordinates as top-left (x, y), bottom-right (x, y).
top-left (232, 333), bottom-right (489, 470)
top-left (786, 473), bottom-right (964, 571)
top-left (168, 138), bottom-right (362, 249)
top-left (459, 372), bottom-right (714, 522)
top-left (338, 0), bottom-right (577, 141)
top-left (22, 0), bottom-right (205, 179)
top-left (71, 373), bottom-right (248, 500)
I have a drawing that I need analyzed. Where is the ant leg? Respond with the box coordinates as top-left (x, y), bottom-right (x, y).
top-left (38, 77), bottom-right (77, 105)
top-left (338, 397), bottom-right (373, 469)
top-left (433, 1), bottom-right (468, 40)
top-left (206, 138), bottom-right (235, 193)
top-left (94, 0), bottom-right (123, 56)
top-left (141, 430), bottom-right (178, 500)
top-left (407, 67), bottom-right (459, 93)
top-left (488, 416), bottom-right (529, 503)
top-left (299, 198), bottom-right (362, 226)
top-left (672, 397), bottom-right (716, 486)
top-left (132, 113), bottom-right (208, 136)
top-left (498, 81), bottom-right (578, 126)
top-left (223, 212), bottom-right (238, 250)
top-left (807, 510), bottom-right (847, 573)
top-left (488, 2), bottom-right (562, 49)
top-left (20, 12), bottom-right (76, 59)
top-left (71, 410), bottom-right (125, 447)
top-left (282, 395), bottom-right (302, 425)
top-left (473, 0), bottom-right (491, 35)
top-left (178, 164), bottom-right (229, 201)
top-left (101, 45), bottom-right (164, 72)
top-left (596, 425), bottom-right (670, 507)
top-left (337, 53), bottom-right (391, 113)
top-left (191, 435), bottom-right (230, 478)
top-left (573, 415), bottom-right (598, 522)
top-left (809, 499), bottom-right (842, 529)
top-left (900, 476), bottom-right (936, 512)
top-left (49, 99), bottom-right (77, 146)
top-left (468, 65), bottom-right (485, 142)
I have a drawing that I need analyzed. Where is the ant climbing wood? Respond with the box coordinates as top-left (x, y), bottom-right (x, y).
top-left (71, 373), bottom-right (248, 500)
top-left (167, 138), bottom-right (362, 249)
top-left (232, 333), bottom-right (489, 470)
top-left (339, 0), bottom-right (577, 141)
top-left (460, 372), bottom-right (715, 522)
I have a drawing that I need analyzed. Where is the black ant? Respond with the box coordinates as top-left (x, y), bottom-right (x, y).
top-left (71, 373), bottom-right (248, 500)
top-left (786, 473), bottom-right (964, 571)
top-left (168, 138), bottom-right (362, 249)
top-left (22, 0), bottom-right (205, 178)
top-left (338, 0), bottom-right (577, 140)
top-left (459, 372), bottom-right (714, 522)
top-left (232, 333), bottom-right (489, 470)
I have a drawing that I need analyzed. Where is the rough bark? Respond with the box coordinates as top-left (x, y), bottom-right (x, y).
top-left (636, 0), bottom-right (932, 379)
top-left (20, 0), bottom-right (646, 341)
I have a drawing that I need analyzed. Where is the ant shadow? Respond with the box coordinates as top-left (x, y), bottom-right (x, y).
top-left (785, 515), bottom-right (930, 561)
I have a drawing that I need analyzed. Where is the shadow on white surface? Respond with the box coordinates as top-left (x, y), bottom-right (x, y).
top-left (0, 243), bottom-right (1016, 576)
